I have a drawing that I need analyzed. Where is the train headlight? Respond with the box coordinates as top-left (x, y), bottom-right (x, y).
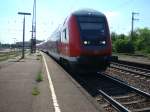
top-left (84, 41), bottom-right (88, 45)
top-left (102, 41), bottom-right (106, 44)
top-left (99, 41), bottom-right (106, 45)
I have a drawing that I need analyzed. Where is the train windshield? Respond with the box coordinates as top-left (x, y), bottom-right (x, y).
top-left (77, 16), bottom-right (106, 40)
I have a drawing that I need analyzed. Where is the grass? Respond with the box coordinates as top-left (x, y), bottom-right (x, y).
top-left (32, 87), bottom-right (40, 96)
top-left (36, 71), bottom-right (43, 82)
top-left (36, 53), bottom-right (42, 61)
top-left (0, 50), bottom-right (21, 62)
top-left (32, 70), bottom-right (43, 96)
top-left (0, 56), bottom-right (9, 62)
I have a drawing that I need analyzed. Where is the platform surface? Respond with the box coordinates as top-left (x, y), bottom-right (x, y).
top-left (0, 53), bottom-right (104, 112)
top-left (0, 54), bottom-right (42, 112)
top-left (42, 53), bottom-right (103, 112)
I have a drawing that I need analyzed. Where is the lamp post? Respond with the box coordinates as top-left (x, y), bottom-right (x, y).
top-left (18, 12), bottom-right (31, 59)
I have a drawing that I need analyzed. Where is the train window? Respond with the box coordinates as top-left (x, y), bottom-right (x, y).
top-left (66, 28), bottom-right (69, 41)
top-left (78, 16), bottom-right (104, 23)
top-left (63, 29), bottom-right (67, 39)
top-left (80, 23), bottom-right (104, 30)
top-left (77, 16), bottom-right (106, 40)
top-left (77, 16), bottom-right (105, 32)
top-left (61, 28), bottom-right (69, 43)
top-left (77, 16), bottom-right (106, 38)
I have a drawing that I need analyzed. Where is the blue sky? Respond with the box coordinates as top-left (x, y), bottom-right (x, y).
top-left (0, 0), bottom-right (150, 44)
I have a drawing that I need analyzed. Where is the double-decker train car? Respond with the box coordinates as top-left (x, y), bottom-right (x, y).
top-left (38, 9), bottom-right (112, 73)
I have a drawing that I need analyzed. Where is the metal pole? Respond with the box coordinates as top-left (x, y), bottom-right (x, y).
top-left (31, 0), bottom-right (36, 53)
top-left (34, 0), bottom-right (36, 53)
top-left (18, 12), bottom-right (31, 59)
top-left (131, 12), bottom-right (139, 40)
top-left (31, 30), bottom-right (33, 53)
top-left (131, 12), bottom-right (134, 40)
top-left (22, 15), bottom-right (25, 59)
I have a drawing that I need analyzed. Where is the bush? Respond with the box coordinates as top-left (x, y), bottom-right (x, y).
top-left (134, 28), bottom-right (150, 53)
top-left (114, 39), bottom-right (135, 53)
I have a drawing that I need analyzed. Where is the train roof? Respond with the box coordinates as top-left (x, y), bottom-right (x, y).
top-left (72, 9), bottom-right (105, 17)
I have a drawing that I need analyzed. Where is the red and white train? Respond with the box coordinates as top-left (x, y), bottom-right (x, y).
top-left (37, 9), bottom-right (112, 73)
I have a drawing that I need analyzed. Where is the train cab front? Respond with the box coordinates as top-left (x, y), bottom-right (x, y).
top-left (68, 10), bottom-right (112, 73)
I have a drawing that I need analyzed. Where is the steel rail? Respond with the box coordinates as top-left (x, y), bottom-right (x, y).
top-left (110, 65), bottom-right (150, 78)
top-left (100, 72), bottom-right (150, 98)
top-left (111, 62), bottom-right (150, 73)
top-left (96, 72), bottom-right (150, 112)
top-left (98, 89), bottom-right (131, 112)
top-left (112, 60), bottom-right (150, 69)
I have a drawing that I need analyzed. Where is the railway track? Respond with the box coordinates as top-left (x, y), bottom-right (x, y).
top-left (97, 73), bottom-right (150, 112)
top-left (69, 71), bottom-right (150, 112)
top-left (110, 62), bottom-right (150, 78)
top-left (112, 60), bottom-right (150, 70)
top-left (47, 54), bottom-right (150, 112)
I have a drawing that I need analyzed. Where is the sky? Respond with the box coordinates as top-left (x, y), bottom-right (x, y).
top-left (0, 0), bottom-right (150, 44)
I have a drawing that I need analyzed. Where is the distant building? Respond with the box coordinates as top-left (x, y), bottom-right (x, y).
top-left (0, 40), bottom-right (44, 49)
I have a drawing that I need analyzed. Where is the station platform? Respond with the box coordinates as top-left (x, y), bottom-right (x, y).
top-left (0, 53), bottom-right (103, 112)
top-left (0, 54), bottom-right (41, 112)
top-left (41, 53), bottom-right (103, 112)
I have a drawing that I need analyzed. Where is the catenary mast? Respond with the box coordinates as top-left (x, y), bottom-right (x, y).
top-left (31, 0), bottom-right (36, 53)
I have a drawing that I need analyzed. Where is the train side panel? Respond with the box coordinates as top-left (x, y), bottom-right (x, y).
top-left (68, 16), bottom-right (81, 57)
top-left (38, 9), bottom-right (113, 72)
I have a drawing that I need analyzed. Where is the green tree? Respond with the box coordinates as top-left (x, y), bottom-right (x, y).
top-left (111, 27), bottom-right (150, 54)
top-left (111, 32), bottom-right (117, 52)
top-left (134, 28), bottom-right (150, 53)
top-left (114, 38), bottom-right (134, 53)
top-left (111, 32), bottom-right (117, 42)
